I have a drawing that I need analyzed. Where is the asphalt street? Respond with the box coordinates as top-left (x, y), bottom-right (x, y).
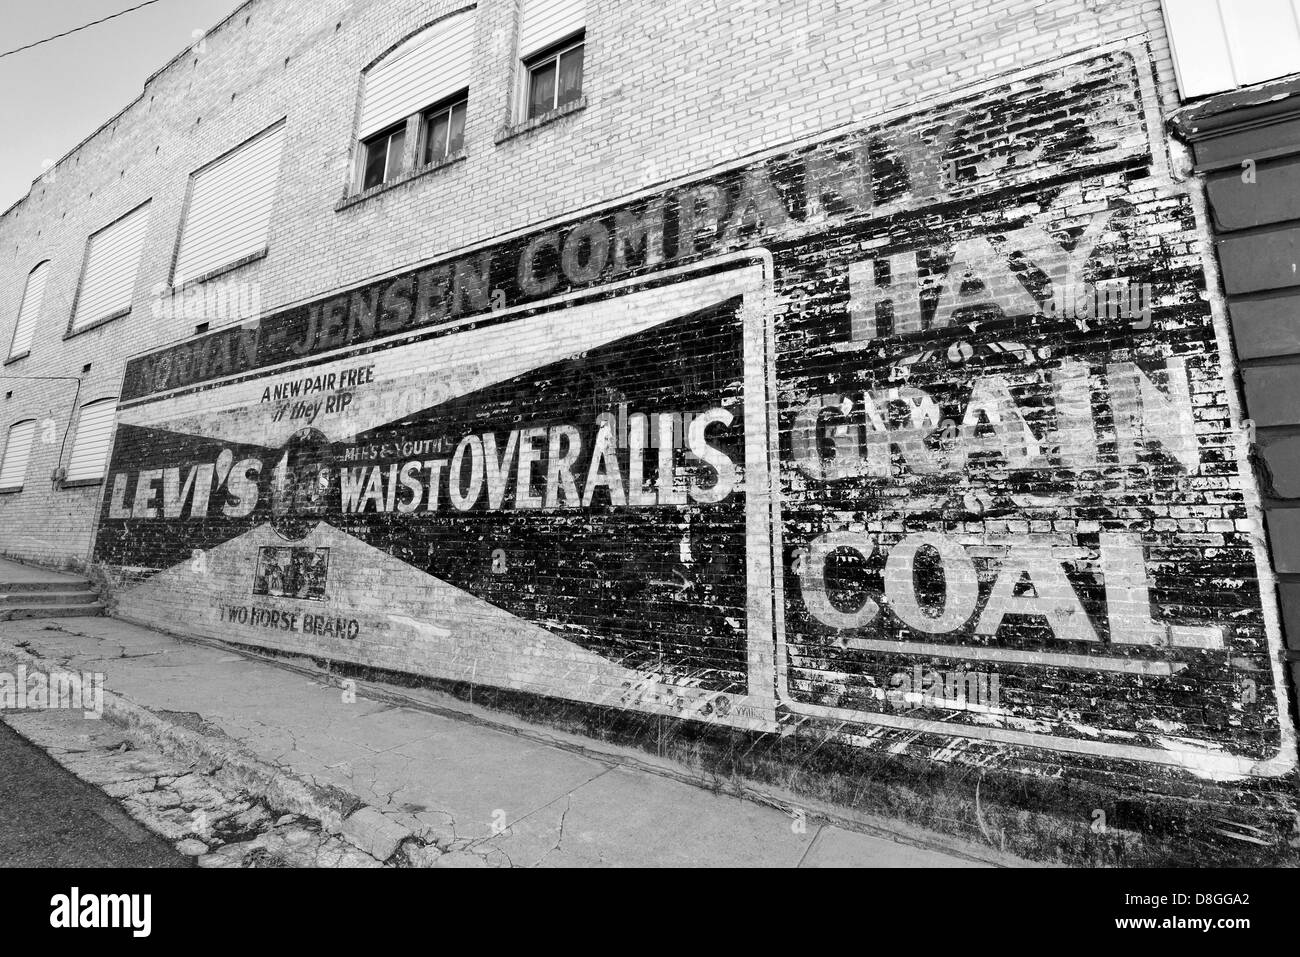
top-left (0, 718), bottom-right (187, 867)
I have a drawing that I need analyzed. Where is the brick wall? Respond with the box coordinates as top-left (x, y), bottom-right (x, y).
top-left (2, 0), bottom-right (1295, 861)
top-left (0, 0), bottom-right (1184, 570)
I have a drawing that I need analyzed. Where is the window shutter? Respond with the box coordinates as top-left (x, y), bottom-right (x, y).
top-left (65, 399), bottom-right (117, 482)
top-left (1162, 0), bottom-right (1300, 97)
top-left (73, 203), bottom-right (150, 331)
top-left (519, 0), bottom-right (585, 59)
top-left (359, 13), bottom-right (475, 139)
top-left (174, 124), bottom-right (286, 286)
top-left (0, 420), bottom-right (36, 490)
top-left (8, 261), bottom-right (49, 358)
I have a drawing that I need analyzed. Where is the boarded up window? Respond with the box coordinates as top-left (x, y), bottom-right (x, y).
top-left (0, 419), bottom-right (36, 490)
top-left (173, 123), bottom-right (286, 286)
top-left (72, 203), bottom-right (150, 331)
top-left (1163, 0), bottom-right (1300, 97)
top-left (8, 261), bottom-right (49, 359)
top-left (65, 399), bottom-right (117, 483)
top-left (359, 13), bottom-right (475, 140)
top-left (519, 0), bottom-right (585, 59)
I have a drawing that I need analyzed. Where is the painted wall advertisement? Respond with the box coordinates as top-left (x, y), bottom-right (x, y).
top-left (94, 45), bottom-right (1295, 780)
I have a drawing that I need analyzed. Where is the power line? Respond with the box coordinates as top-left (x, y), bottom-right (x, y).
top-left (0, 0), bottom-right (166, 61)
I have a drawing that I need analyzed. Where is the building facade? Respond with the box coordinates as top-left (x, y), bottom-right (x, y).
top-left (1, 0), bottom-right (1297, 861)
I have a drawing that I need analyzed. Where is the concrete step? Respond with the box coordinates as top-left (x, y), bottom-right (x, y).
top-left (0, 590), bottom-right (99, 606)
top-left (0, 580), bottom-right (94, 594)
top-left (0, 603), bottom-right (105, 621)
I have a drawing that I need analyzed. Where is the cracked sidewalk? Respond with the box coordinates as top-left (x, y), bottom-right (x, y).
top-left (0, 602), bottom-right (1025, 867)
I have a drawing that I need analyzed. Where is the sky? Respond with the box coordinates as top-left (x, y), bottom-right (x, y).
top-left (0, 0), bottom-right (243, 210)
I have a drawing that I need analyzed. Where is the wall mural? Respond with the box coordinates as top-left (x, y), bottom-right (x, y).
top-left (93, 44), bottom-right (1296, 782)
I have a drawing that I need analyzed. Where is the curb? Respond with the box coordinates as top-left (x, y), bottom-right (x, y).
top-left (0, 640), bottom-right (452, 865)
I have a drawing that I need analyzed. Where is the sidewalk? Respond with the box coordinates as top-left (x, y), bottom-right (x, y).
top-left (0, 562), bottom-right (1023, 867)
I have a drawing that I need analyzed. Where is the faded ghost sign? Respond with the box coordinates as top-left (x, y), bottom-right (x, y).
top-left (95, 45), bottom-right (1295, 782)
top-left (103, 264), bottom-right (781, 727)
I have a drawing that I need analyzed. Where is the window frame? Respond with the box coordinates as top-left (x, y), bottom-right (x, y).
top-left (67, 199), bottom-right (151, 338)
top-left (522, 32), bottom-right (585, 122)
top-left (350, 10), bottom-right (477, 198)
top-left (6, 260), bottom-right (51, 363)
top-left (358, 121), bottom-right (410, 193)
top-left (420, 92), bottom-right (469, 167)
top-left (63, 397), bottom-right (118, 486)
top-left (170, 120), bottom-right (286, 289)
top-left (0, 419), bottom-right (37, 492)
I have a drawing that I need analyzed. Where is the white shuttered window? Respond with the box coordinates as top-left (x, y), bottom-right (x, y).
top-left (65, 399), bottom-right (117, 483)
top-left (72, 203), bottom-right (150, 331)
top-left (359, 14), bottom-right (475, 139)
top-left (8, 261), bottom-right (50, 359)
top-left (1162, 0), bottom-right (1300, 98)
top-left (519, 0), bottom-right (585, 59)
top-left (174, 123), bottom-right (286, 286)
top-left (0, 420), bottom-right (36, 490)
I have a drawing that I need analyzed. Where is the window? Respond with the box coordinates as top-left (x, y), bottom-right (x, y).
top-left (356, 12), bottom-right (475, 191)
top-left (0, 420), bottom-right (36, 491)
top-left (71, 202), bottom-right (150, 332)
top-left (524, 35), bottom-right (584, 119)
top-left (65, 398), bottom-right (117, 483)
top-left (423, 96), bottom-right (467, 165)
top-left (1162, 0), bottom-right (1300, 98)
top-left (7, 261), bottom-right (50, 360)
top-left (173, 122), bottom-right (286, 287)
top-left (517, 0), bottom-right (586, 120)
top-left (360, 123), bottom-right (408, 191)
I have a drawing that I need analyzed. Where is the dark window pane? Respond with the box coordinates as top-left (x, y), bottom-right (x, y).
top-left (362, 135), bottom-right (387, 190)
top-left (386, 128), bottom-right (406, 179)
top-left (529, 60), bottom-right (557, 119)
top-left (425, 111), bottom-right (451, 164)
top-left (557, 45), bottom-right (584, 108)
top-left (447, 102), bottom-right (466, 155)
